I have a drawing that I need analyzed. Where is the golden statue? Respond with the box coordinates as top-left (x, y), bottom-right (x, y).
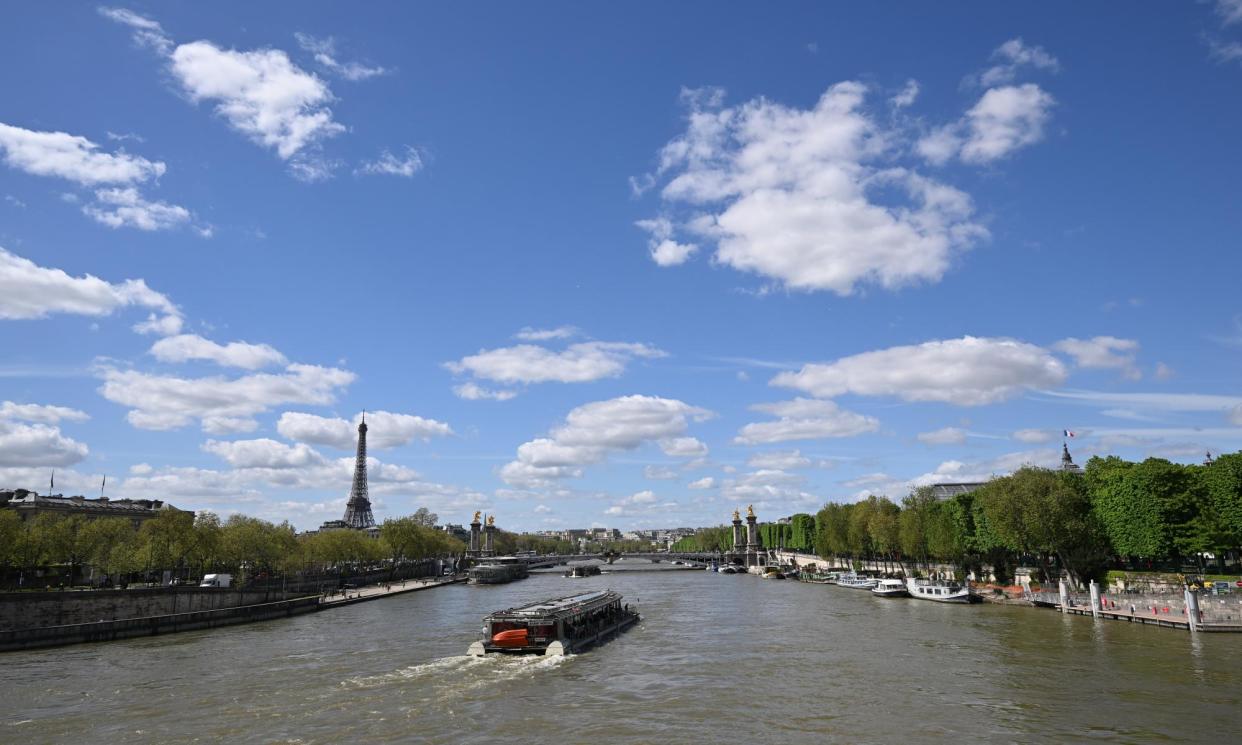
top-left (486, 514), bottom-right (495, 526)
top-left (732, 508), bottom-right (740, 521)
top-left (472, 510), bottom-right (481, 523)
top-left (746, 504), bottom-right (755, 518)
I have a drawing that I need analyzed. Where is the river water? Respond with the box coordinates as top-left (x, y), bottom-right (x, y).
top-left (2, 563), bottom-right (1239, 744)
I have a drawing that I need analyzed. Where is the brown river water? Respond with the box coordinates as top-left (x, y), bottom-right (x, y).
top-left (2, 563), bottom-right (1239, 744)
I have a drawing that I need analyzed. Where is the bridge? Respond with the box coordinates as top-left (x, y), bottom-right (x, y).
top-left (515, 551), bottom-right (725, 568)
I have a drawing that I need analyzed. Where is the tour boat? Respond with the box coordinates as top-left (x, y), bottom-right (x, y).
top-left (564, 564), bottom-right (601, 578)
top-left (719, 565), bottom-right (739, 574)
top-left (467, 589), bottom-right (639, 656)
top-left (871, 578), bottom-right (910, 598)
top-left (760, 566), bottom-right (786, 579)
top-left (904, 577), bottom-right (980, 604)
top-left (834, 572), bottom-right (877, 590)
top-left (467, 556), bottom-right (530, 584)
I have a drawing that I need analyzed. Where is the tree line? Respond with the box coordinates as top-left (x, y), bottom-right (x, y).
top-left (671, 453), bottom-right (1242, 585)
top-left (0, 507), bottom-right (469, 589)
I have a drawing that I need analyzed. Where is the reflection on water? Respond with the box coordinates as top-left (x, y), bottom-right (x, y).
top-left (1, 566), bottom-right (1239, 744)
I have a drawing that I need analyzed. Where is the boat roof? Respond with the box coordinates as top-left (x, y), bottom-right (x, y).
top-left (487, 590), bottom-right (621, 619)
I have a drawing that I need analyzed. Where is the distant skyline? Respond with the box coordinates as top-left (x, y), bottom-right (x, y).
top-left (3, 3), bottom-right (1242, 531)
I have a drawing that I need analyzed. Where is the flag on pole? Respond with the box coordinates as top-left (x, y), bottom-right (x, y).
top-left (50, 469), bottom-right (55, 493)
top-left (1064, 430), bottom-right (1076, 439)
top-left (101, 474), bottom-right (106, 497)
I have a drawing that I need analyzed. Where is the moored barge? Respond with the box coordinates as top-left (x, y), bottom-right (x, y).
top-left (564, 564), bottom-right (602, 578)
top-left (467, 589), bottom-right (639, 656)
top-left (467, 556), bottom-right (530, 584)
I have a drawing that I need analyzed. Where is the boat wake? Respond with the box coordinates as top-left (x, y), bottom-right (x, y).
top-left (342, 652), bottom-right (570, 692)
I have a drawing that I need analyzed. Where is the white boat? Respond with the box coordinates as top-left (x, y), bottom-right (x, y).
top-left (871, 578), bottom-right (909, 598)
top-left (834, 572), bottom-right (877, 589)
top-left (905, 577), bottom-right (979, 604)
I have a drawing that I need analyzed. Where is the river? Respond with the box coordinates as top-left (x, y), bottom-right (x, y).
top-left (2, 563), bottom-right (1239, 744)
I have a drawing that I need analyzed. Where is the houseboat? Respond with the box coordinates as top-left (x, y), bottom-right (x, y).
top-left (871, 578), bottom-right (910, 598)
top-left (466, 590), bottom-right (639, 657)
top-left (467, 556), bottom-right (530, 584)
top-left (834, 572), bottom-right (877, 590)
top-left (905, 577), bottom-right (980, 604)
top-left (564, 564), bottom-right (602, 578)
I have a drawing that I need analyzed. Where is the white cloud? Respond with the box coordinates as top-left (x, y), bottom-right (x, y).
top-left (636, 217), bottom-right (698, 267)
top-left (772, 336), bottom-right (1067, 406)
top-left (1053, 336), bottom-right (1141, 380)
top-left (746, 450), bottom-right (811, 470)
top-left (294, 33), bottom-right (389, 81)
top-left (500, 395), bottom-right (712, 487)
top-left (735, 398), bottom-right (879, 445)
top-left (203, 438), bottom-right (325, 469)
top-left (980, 38), bottom-right (1059, 87)
top-left (1041, 390), bottom-right (1242, 415)
top-left (891, 79), bottom-right (919, 108)
top-left (515, 326), bottom-right (578, 341)
top-left (1012, 428), bottom-right (1054, 444)
top-left (98, 363), bottom-right (356, 432)
top-left (98, 6), bottom-right (172, 55)
top-left (1216, 0), bottom-right (1242, 25)
top-left (149, 334), bottom-right (287, 370)
top-left (452, 382), bottom-right (518, 401)
top-left (447, 340), bottom-right (665, 386)
top-left (909, 449), bottom-right (1061, 488)
top-left (0, 420), bottom-right (89, 467)
top-left (688, 476), bottom-right (716, 489)
top-left (643, 465), bottom-right (679, 480)
top-left (83, 187), bottom-right (193, 232)
top-left (0, 121), bottom-right (166, 185)
top-left (1155, 362), bottom-right (1175, 381)
top-left (0, 401), bottom-right (89, 424)
top-left (534, 504), bottom-right (552, 514)
top-left (0, 247), bottom-right (182, 333)
top-left (1231, 405), bottom-right (1242, 426)
top-left (358, 146), bottom-right (423, 177)
top-left (276, 410), bottom-right (451, 450)
top-left (920, 84), bottom-right (1055, 165)
top-left (720, 469), bottom-right (818, 508)
top-left (917, 426), bottom-right (968, 445)
top-left (201, 416), bottom-right (260, 435)
top-left (169, 40), bottom-right (345, 171)
top-left (659, 436), bottom-right (708, 458)
top-left (638, 82), bottom-right (988, 294)
top-left (605, 489), bottom-right (678, 517)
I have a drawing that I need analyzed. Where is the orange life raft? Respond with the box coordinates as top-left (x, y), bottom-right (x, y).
top-left (491, 628), bottom-right (529, 647)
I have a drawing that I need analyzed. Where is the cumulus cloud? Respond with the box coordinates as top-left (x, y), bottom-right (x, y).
top-left (720, 469), bottom-right (818, 508)
top-left (447, 340), bottom-right (665, 387)
top-left (643, 465), bottom-right (679, 480)
top-left (514, 326), bottom-right (578, 341)
top-left (0, 247), bottom-right (182, 333)
top-left (203, 438), bottom-right (325, 469)
top-left (659, 436), bottom-right (708, 458)
top-left (919, 84), bottom-right (1055, 165)
top-left (294, 33), bottom-right (389, 81)
top-left (735, 398), bottom-right (879, 445)
top-left (452, 382), bottom-right (518, 401)
top-left (605, 489), bottom-right (678, 517)
top-left (891, 79), bottom-right (920, 108)
top-left (82, 187), bottom-right (193, 231)
top-left (917, 426), bottom-right (968, 445)
top-left (0, 401), bottom-right (89, 424)
top-left (500, 395), bottom-right (712, 487)
top-left (149, 334), bottom-right (288, 370)
top-left (276, 410), bottom-right (452, 449)
top-left (688, 476), bottom-right (716, 489)
top-left (98, 6), bottom-right (172, 55)
top-left (979, 38), bottom-right (1059, 87)
top-left (772, 336), bottom-right (1067, 406)
top-left (0, 121), bottom-right (166, 185)
top-left (98, 363), bottom-right (356, 432)
top-left (358, 146), bottom-right (423, 177)
top-left (1053, 336), bottom-right (1141, 380)
top-left (635, 216), bottom-right (698, 267)
top-left (636, 82), bottom-right (987, 294)
top-left (0, 420), bottom-right (89, 467)
top-left (746, 450), bottom-right (811, 470)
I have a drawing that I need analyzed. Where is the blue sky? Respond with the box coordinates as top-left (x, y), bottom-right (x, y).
top-left (3, 2), bottom-right (1242, 532)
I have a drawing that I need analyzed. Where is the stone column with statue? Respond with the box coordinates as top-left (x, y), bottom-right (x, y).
top-left (468, 511), bottom-right (481, 557)
top-left (482, 514), bottom-right (496, 557)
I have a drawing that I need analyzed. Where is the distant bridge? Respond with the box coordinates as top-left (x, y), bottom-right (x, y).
top-left (518, 551), bottom-right (726, 568)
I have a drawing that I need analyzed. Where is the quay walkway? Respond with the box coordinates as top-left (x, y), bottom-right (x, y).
top-left (319, 575), bottom-right (466, 608)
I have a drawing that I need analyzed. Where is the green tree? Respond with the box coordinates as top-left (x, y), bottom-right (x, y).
top-left (1203, 452), bottom-right (1242, 552)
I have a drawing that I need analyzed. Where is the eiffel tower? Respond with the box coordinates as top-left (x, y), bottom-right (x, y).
top-left (341, 413), bottom-right (376, 529)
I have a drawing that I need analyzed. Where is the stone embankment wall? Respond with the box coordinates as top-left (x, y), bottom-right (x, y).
top-left (0, 587), bottom-right (296, 632)
top-left (0, 595), bottom-right (320, 652)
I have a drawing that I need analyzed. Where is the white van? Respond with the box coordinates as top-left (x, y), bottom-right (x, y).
top-left (199, 573), bottom-right (233, 588)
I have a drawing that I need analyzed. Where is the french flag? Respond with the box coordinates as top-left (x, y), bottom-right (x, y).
top-left (1064, 429), bottom-right (1076, 439)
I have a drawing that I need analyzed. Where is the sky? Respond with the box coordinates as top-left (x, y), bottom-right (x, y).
top-left (3, 2), bottom-right (1242, 532)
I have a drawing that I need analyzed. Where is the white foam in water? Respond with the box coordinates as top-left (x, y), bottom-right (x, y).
top-left (342, 655), bottom-right (485, 688)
